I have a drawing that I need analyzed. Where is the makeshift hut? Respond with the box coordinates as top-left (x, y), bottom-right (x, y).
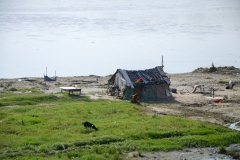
top-left (107, 66), bottom-right (171, 101)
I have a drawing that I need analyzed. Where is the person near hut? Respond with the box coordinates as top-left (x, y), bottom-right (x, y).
top-left (226, 80), bottom-right (236, 89)
top-left (130, 93), bottom-right (139, 103)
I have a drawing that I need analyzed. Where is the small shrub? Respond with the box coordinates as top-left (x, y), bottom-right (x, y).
top-left (209, 63), bottom-right (217, 72)
top-left (152, 114), bottom-right (158, 118)
top-left (9, 87), bottom-right (18, 91)
top-left (219, 146), bottom-right (226, 154)
top-left (112, 153), bottom-right (122, 160)
top-left (218, 80), bottom-right (228, 84)
top-left (138, 151), bottom-right (143, 157)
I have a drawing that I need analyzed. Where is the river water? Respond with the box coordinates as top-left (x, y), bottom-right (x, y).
top-left (0, 0), bottom-right (240, 78)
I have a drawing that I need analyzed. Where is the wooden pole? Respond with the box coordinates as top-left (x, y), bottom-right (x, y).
top-left (162, 55), bottom-right (164, 68)
top-left (212, 88), bottom-right (215, 98)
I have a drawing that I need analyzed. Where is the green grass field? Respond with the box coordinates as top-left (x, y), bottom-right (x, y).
top-left (0, 91), bottom-right (240, 159)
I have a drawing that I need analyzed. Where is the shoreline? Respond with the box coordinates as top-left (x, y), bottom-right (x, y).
top-left (1, 65), bottom-right (240, 80)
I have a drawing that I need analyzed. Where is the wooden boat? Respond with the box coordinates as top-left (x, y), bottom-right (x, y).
top-left (44, 75), bottom-right (57, 81)
top-left (44, 67), bottom-right (57, 81)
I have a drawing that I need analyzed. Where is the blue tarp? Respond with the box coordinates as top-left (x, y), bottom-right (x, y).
top-left (44, 75), bottom-right (57, 81)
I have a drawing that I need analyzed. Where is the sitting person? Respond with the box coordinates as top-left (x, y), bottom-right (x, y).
top-left (226, 80), bottom-right (236, 89)
top-left (130, 93), bottom-right (139, 103)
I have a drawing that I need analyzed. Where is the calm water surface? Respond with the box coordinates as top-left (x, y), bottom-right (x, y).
top-left (0, 0), bottom-right (240, 78)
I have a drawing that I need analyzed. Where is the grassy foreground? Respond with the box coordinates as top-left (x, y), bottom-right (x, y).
top-left (0, 91), bottom-right (240, 159)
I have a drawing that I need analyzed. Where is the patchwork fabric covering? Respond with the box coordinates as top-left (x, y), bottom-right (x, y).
top-left (108, 66), bottom-right (171, 101)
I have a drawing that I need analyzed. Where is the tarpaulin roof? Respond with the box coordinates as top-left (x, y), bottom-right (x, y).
top-left (108, 66), bottom-right (170, 88)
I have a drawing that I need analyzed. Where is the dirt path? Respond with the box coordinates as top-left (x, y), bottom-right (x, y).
top-left (128, 146), bottom-right (236, 160)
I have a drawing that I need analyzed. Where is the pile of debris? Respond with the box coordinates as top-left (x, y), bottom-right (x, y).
top-left (192, 65), bottom-right (240, 75)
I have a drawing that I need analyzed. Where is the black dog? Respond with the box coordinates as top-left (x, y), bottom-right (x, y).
top-left (82, 121), bottom-right (98, 131)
